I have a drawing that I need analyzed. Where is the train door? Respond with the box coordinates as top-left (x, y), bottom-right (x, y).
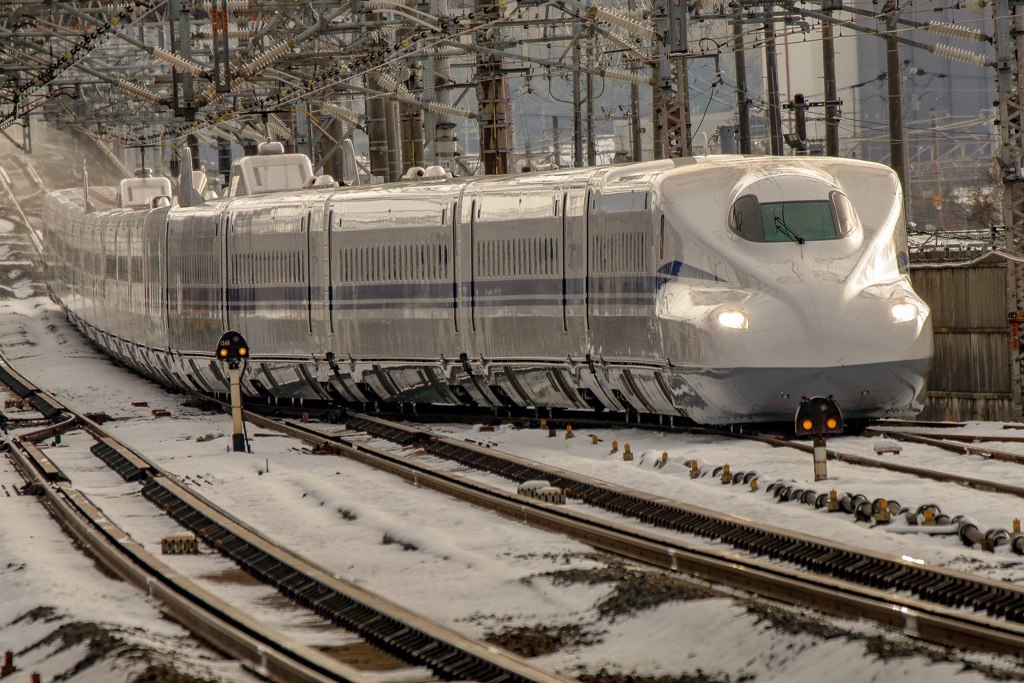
top-left (563, 185), bottom-right (590, 359)
top-left (455, 190), bottom-right (476, 351)
top-left (219, 209), bottom-right (230, 330)
top-left (305, 199), bottom-right (330, 357)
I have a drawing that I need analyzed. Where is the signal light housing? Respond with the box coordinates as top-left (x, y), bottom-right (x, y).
top-left (216, 331), bottom-right (249, 366)
top-left (794, 396), bottom-right (844, 436)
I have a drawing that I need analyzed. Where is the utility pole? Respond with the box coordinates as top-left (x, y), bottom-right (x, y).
top-left (551, 115), bottom-right (561, 166)
top-left (168, 0), bottom-right (195, 120)
top-left (821, 5), bottom-right (839, 156)
top-left (217, 139), bottom-right (231, 187)
top-left (994, 0), bottom-right (1024, 416)
top-left (659, 0), bottom-right (692, 157)
top-left (629, 0), bottom-right (643, 161)
top-left (366, 91), bottom-right (389, 181)
top-left (431, 0), bottom-right (456, 171)
top-left (930, 108), bottom-right (942, 221)
top-left (586, 33), bottom-right (596, 166)
top-left (733, 3), bottom-right (751, 154)
top-left (385, 100), bottom-right (402, 181)
top-left (573, 42), bottom-right (583, 167)
top-left (474, 0), bottom-right (511, 174)
top-left (630, 67), bottom-right (642, 161)
top-left (764, 11), bottom-right (784, 155)
top-left (884, 0), bottom-right (907, 198)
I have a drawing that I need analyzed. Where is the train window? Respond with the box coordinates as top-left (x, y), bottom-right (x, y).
top-left (659, 216), bottom-right (665, 259)
top-left (730, 194), bottom-right (846, 243)
top-left (830, 192), bottom-right (859, 236)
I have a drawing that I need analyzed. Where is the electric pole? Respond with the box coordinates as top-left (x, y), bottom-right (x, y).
top-left (551, 115), bottom-right (561, 166)
top-left (586, 33), bottom-right (596, 166)
top-left (431, 0), bottom-right (456, 171)
top-left (930, 108), bottom-right (941, 221)
top-left (629, 0), bottom-right (643, 161)
top-left (994, 0), bottom-right (1024, 416)
top-left (733, 3), bottom-right (751, 154)
top-left (764, 11), bottom-right (784, 155)
top-left (821, 5), bottom-right (839, 156)
top-left (573, 41), bottom-right (583, 167)
top-left (366, 90), bottom-right (389, 181)
top-left (474, 0), bottom-right (511, 175)
top-left (884, 0), bottom-right (907, 197)
top-left (658, 0), bottom-right (692, 157)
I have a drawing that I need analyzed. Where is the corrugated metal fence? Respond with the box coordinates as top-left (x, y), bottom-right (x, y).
top-left (910, 260), bottom-right (1012, 421)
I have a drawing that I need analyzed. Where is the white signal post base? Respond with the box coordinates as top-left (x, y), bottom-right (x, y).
top-left (813, 436), bottom-right (828, 481)
top-left (230, 365), bottom-right (245, 452)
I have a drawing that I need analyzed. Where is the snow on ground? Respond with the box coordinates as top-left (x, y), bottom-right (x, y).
top-left (1, 293), bottom-right (1023, 682)
top-left (417, 422), bottom-right (1024, 583)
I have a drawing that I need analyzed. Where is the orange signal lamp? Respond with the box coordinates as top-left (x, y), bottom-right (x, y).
top-left (219, 349), bottom-right (227, 357)
top-left (239, 348), bottom-right (247, 356)
top-left (826, 418), bottom-right (838, 429)
top-left (802, 419), bottom-right (814, 431)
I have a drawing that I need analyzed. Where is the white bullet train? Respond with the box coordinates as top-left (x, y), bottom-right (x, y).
top-left (38, 144), bottom-right (932, 425)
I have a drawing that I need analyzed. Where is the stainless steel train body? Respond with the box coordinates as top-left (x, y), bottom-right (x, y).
top-left (38, 155), bottom-right (933, 424)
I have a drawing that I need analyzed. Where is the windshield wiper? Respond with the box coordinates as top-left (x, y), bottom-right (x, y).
top-left (774, 215), bottom-right (805, 244)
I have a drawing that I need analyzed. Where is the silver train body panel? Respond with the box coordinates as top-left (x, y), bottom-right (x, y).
top-left (38, 156), bottom-right (932, 424)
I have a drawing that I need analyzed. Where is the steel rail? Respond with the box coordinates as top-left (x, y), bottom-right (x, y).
top-left (0, 432), bottom-right (377, 683)
top-left (742, 431), bottom-right (1024, 498)
top-left (865, 427), bottom-right (1024, 465)
top-left (236, 411), bottom-right (1024, 658)
top-left (0, 353), bottom-right (571, 683)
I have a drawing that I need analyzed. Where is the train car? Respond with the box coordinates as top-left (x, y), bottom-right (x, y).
top-left (39, 145), bottom-right (932, 425)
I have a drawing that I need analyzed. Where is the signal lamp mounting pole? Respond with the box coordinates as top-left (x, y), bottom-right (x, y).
top-left (794, 396), bottom-right (844, 481)
top-left (217, 331), bottom-right (250, 453)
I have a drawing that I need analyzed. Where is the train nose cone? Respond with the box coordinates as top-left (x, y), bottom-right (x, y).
top-left (666, 284), bottom-right (933, 424)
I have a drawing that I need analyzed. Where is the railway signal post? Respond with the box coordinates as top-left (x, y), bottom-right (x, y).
top-left (795, 397), bottom-right (844, 481)
top-left (217, 331), bottom-right (249, 453)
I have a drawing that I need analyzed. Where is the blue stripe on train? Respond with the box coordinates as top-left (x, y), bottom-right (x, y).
top-left (170, 265), bottom-right (725, 312)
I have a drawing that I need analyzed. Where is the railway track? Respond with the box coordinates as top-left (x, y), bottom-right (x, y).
top-left (330, 406), bottom-right (1024, 501)
top-left (731, 429), bottom-right (1024, 499)
top-left (230, 409), bottom-right (1024, 658)
top-left (0, 355), bottom-right (569, 683)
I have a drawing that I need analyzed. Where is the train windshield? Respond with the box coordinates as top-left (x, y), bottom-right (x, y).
top-left (729, 191), bottom-right (857, 243)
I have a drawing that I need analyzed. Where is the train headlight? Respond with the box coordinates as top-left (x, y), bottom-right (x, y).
top-left (890, 302), bottom-right (919, 323)
top-left (717, 310), bottom-right (748, 329)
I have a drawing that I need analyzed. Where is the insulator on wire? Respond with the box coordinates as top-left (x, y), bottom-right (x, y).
top-left (589, 6), bottom-right (656, 41)
top-left (600, 68), bottom-right (653, 86)
top-left (925, 21), bottom-right (987, 42)
top-left (150, 46), bottom-right (204, 76)
top-left (930, 44), bottom-right (989, 66)
top-left (374, 72), bottom-right (410, 98)
top-left (195, 30), bottom-right (251, 40)
top-left (319, 101), bottom-right (363, 124)
top-left (267, 114), bottom-right (293, 140)
top-left (193, 130), bottom-right (216, 146)
top-left (602, 30), bottom-right (649, 60)
top-left (364, 0), bottom-right (403, 11)
top-left (116, 79), bottom-right (163, 104)
top-left (208, 125), bottom-right (236, 142)
top-left (424, 101), bottom-right (475, 119)
top-left (237, 125), bottom-right (268, 143)
top-left (197, 1), bottom-right (251, 11)
top-left (375, 72), bottom-right (399, 92)
top-left (235, 40), bottom-right (293, 78)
